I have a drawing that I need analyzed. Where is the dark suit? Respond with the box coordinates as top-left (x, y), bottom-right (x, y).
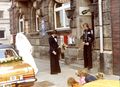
top-left (48, 35), bottom-right (61, 74)
top-left (82, 29), bottom-right (94, 69)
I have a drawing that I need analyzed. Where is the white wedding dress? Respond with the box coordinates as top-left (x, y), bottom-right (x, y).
top-left (15, 33), bottom-right (38, 75)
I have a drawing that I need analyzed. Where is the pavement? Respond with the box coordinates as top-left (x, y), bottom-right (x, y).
top-left (34, 58), bottom-right (120, 87)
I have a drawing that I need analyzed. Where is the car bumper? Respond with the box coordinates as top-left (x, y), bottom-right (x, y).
top-left (0, 78), bottom-right (37, 86)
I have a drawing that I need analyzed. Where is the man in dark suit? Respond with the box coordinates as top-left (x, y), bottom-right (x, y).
top-left (48, 30), bottom-right (61, 74)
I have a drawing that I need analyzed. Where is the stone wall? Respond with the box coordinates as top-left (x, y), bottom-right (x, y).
top-left (65, 47), bottom-right (80, 64)
top-left (27, 34), bottom-right (50, 59)
top-left (26, 0), bottom-right (51, 59)
top-left (92, 50), bottom-right (113, 74)
top-left (93, 0), bottom-right (113, 74)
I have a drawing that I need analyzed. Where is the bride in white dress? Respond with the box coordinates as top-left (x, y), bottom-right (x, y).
top-left (15, 33), bottom-right (38, 75)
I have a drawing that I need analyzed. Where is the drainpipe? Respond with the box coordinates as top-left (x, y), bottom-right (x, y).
top-left (98, 0), bottom-right (104, 72)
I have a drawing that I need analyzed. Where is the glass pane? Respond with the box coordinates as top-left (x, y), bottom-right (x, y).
top-left (64, 2), bottom-right (70, 5)
top-left (56, 10), bottom-right (64, 28)
top-left (68, 35), bottom-right (75, 44)
top-left (36, 17), bottom-right (41, 31)
top-left (0, 11), bottom-right (3, 18)
top-left (65, 13), bottom-right (70, 27)
top-left (0, 30), bottom-right (4, 38)
top-left (5, 49), bottom-right (15, 58)
top-left (0, 49), bottom-right (18, 59)
top-left (37, 17), bottom-right (40, 30)
top-left (20, 21), bottom-right (23, 32)
top-left (56, 3), bottom-right (62, 8)
top-left (0, 50), bottom-right (5, 58)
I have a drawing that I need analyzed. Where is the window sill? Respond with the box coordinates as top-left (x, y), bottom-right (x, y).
top-left (28, 32), bottom-right (39, 36)
top-left (55, 28), bottom-right (71, 34)
top-left (55, 27), bottom-right (70, 30)
top-left (0, 38), bottom-right (6, 40)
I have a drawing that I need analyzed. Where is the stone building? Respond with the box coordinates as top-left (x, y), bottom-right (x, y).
top-left (9, 0), bottom-right (120, 75)
top-left (0, 0), bottom-right (11, 44)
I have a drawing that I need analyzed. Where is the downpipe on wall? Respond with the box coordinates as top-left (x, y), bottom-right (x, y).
top-left (98, 0), bottom-right (104, 72)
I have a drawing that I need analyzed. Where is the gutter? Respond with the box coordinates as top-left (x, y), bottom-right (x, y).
top-left (98, 0), bottom-right (104, 72)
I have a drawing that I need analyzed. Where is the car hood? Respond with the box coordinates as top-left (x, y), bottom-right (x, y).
top-left (0, 61), bottom-right (34, 83)
top-left (0, 62), bottom-right (31, 74)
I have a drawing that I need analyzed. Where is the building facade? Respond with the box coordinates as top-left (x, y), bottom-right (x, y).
top-left (10, 0), bottom-right (120, 75)
top-left (0, 1), bottom-right (11, 44)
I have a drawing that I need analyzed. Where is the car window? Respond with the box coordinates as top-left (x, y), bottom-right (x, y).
top-left (0, 48), bottom-right (18, 59)
top-left (0, 50), bottom-right (5, 58)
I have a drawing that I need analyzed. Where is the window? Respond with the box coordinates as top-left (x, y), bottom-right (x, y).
top-left (0, 48), bottom-right (18, 59)
top-left (0, 11), bottom-right (3, 18)
top-left (0, 30), bottom-right (5, 38)
top-left (36, 15), bottom-right (46, 35)
top-left (54, 2), bottom-right (70, 29)
top-left (60, 35), bottom-right (65, 45)
top-left (20, 20), bottom-right (24, 32)
top-left (68, 34), bottom-right (75, 45)
top-left (19, 15), bottom-right (24, 32)
top-left (60, 34), bottom-right (75, 47)
top-left (36, 15), bottom-right (40, 31)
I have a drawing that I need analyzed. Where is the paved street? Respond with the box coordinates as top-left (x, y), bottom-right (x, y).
top-left (34, 58), bottom-right (119, 87)
top-left (34, 58), bottom-right (77, 87)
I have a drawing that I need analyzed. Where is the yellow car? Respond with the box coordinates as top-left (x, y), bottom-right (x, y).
top-left (0, 45), bottom-right (37, 87)
top-left (83, 79), bottom-right (119, 87)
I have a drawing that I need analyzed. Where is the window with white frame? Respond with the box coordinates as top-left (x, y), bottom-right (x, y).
top-left (0, 30), bottom-right (5, 39)
top-left (54, 2), bottom-right (70, 29)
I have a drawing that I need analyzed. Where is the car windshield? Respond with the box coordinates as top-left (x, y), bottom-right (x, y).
top-left (0, 48), bottom-right (18, 59)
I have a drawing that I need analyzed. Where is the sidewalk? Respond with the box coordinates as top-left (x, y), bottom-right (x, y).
top-left (34, 58), bottom-right (119, 87)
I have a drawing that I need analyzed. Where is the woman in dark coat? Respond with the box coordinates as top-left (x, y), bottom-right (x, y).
top-left (81, 23), bottom-right (94, 69)
top-left (48, 30), bottom-right (61, 74)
